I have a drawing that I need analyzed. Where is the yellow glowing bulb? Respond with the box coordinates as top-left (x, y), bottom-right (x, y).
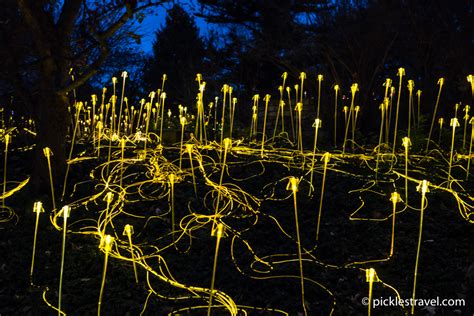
top-left (351, 83), bottom-right (358, 95)
top-left (282, 72), bottom-right (288, 80)
top-left (402, 137), bottom-right (411, 148)
top-left (416, 180), bottom-right (430, 194)
top-left (299, 72), bottom-right (306, 80)
top-left (450, 118), bottom-right (460, 127)
top-left (334, 84), bottom-right (339, 91)
top-left (366, 268), bottom-right (377, 283)
top-left (105, 192), bottom-right (113, 204)
top-left (295, 102), bottom-right (302, 112)
top-left (438, 77), bottom-right (445, 86)
top-left (398, 67), bottom-right (405, 76)
top-left (390, 192), bottom-right (401, 204)
top-left (313, 118), bottom-right (322, 128)
top-left (33, 201), bottom-right (43, 213)
top-left (287, 177), bottom-right (299, 192)
top-left (408, 80), bottom-right (414, 91)
top-left (317, 74), bottom-right (323, 81)
top-left (185, 144), bottom-right (193, 154)
top-left (43, 147), bottom-right (52, 158)
top-left (102, 234), bottom-right (114, 252)
top-left (123, 224), bottom-right (134, 236)
top-left (61, 205), bottom-right (71, 218)
top-left (223, 138), bottom-right (232, 151)
top-left (216, 223), bottom-right (224, 238)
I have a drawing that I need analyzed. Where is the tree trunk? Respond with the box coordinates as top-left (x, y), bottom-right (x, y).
top-left (31, 61), bottom-right (68, 207)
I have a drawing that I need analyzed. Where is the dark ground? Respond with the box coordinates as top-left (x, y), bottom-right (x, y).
top-left (1, 131), bottom-right (474, 316)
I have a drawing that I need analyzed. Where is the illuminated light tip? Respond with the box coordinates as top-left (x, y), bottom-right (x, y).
top-left (343, 106), bottom-right (348, 113)
top-left (91, 94), bottom-right (97, 102)
top-left (149, 91), bottom-right (156, 98)
top-left (366, 268), bottom-right (377, 283)
top-left (264, 94), bottom-right (271, 102)
top-left (196, 73), bottom-right (202, 81)
top-left (168, 173), bottom-right (175, 184)
top-left (160, 92), bottom-right (166, 100)
top-left (121, 71), bottom-right (128, 78)
top-left (185, 143), bottom-right (193, 153)
top-left (278, 85), bottom-right (283, 92)
top-left (402, 137), bottom-right (411, 148)
top-left (390, 192), bottom-right (401, 204)
top-left (61, 205), bottom-right (71, 219)
top-left (416, 180), bottom-right (430, 194)
top-left (287, 177), bottom-right (299, 193)
top-left (103, 234), bottom-right (114, 252)
top-left (407, 80), bottom-right (414, 90)
top-left (33, 201), bottom-right (44, 213)
top-left (299, 72), bottom-right (306, 79)
top-left (105, 192), bottom-right (114, 203)
top-left (450, 118), bottom-right (460, 127)
top-left (123, 224), bottom-right (134, 236)
top-left (397, 67), bottom-right (405, 76)
top-left (355, 105), bottom-right (360, 112)
top-left (322, 152), bottom-right (331, 163)
top-left (317, 74), bottom-right (323, 81)
top-left (313, 118), bottom-right (322, 128)
top-left (334, 84), bottom-right (339, 91)
top-left (180, 116), bottom-right (186, 125)
top-left (384, 78), bottom-right (392, 86)
top-left (167, 109), bottom-right (171, 117)
top-left (296, 102), bottom-right (303, 111)
top-left (280, 100), bottom-right (285, 107)
top-left (216, 223), bottom-right (224, 238)
top-left (438, 118), bottom-right (444, 125)
top-left (282, 72), bottom-right (288, 79)
top-left (351, 83), bottom-right (359, 94)
top-left (223, 138), bottom-right (232, 150)
top-left (252, 94), bottom-right (260, 100)
top-left (43, 147), bottom-right (52, 157)
top-left (232, 97), bottom-right (237, 105)
top-left (286, 86), bottom-right (291, 92)
top-left (416, 89), bottom-right (422, 96)
top-left (438, 77), bottom-right (445, 85)
top-left (112, 77), bottom-right (117, 84)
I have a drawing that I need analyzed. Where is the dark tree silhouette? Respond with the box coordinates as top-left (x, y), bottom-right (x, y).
top-left (143, 4), bottom-right (207, 107)
top-left (0, 0), bottom-right (167, 193)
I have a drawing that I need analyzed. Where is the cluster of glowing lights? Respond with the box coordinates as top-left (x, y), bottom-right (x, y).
top-left (0, 70), bottom-right (473, 316)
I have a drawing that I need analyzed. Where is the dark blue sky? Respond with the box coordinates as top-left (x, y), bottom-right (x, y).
top-left (137, 1), bottom-right (211, 54)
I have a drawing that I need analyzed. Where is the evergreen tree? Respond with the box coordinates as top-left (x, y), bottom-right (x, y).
top-left (144, 4), bottom-right (206, 105)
